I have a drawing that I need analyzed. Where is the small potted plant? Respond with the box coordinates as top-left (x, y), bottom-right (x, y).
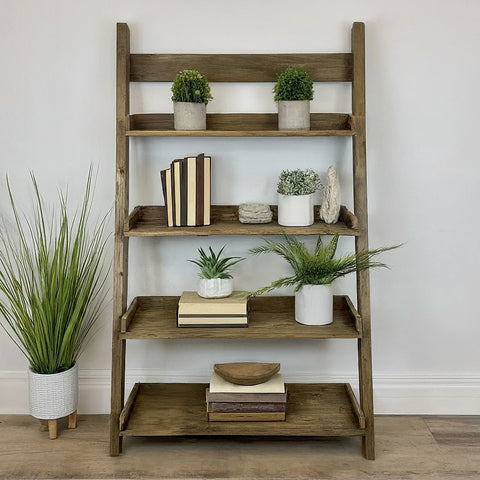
top-left (171, 69), bottom-right (213, 130)
top-left (277, 168), bottom-right (320, 226)
top-left (273, 67), bottom-right (314, 130)
top-left (0, 169), bottom-right (109, 439)
top-left (189, 246), bottom-right (244, 298)
top-left (249, 234), bottom-right (398, 325)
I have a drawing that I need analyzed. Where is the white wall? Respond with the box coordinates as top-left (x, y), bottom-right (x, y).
top-left (1, 0), bottom-right (479, 414)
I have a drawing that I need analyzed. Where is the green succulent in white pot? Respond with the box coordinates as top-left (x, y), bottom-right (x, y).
top-left (277, 168), bottom-right (320, 227)
top-left (248, 234), bottom-right (398, 325)
top-left (0, 168), bottom-right (110, 437)
top-left (189, 246), bottom-right (244, 298)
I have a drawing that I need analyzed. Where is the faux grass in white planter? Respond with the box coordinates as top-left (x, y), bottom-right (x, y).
top-left (0, 169), bottom-right (109, 437)
top-left (171, 70), bottom-right (212, 130)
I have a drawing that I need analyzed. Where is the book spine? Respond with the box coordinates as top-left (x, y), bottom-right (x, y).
top-left (172, 160), bottom-right (182, 226)
top-left (186, 156), bottom-right (197, 226)
top-left (180, 158), bottom-right (187, 226)
top-left (206, 390), bottom-right (288, 404)
top-left (195, 153), bottom-right (205, 226)
top-left (208, 402), bottom-right (286, 413)
top-left (165, 168), bottom-right (173, 227)
top-left (204, 156), bottom-right (211, 226)
top-left (208, 412), bottom-right (285, 422)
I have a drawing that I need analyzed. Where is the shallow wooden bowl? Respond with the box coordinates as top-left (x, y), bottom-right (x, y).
top-left (214, 362), bottom-right (280, 385)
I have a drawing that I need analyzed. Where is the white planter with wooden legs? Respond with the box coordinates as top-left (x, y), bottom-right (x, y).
top-left (28, 363), bottom-right (78, 439)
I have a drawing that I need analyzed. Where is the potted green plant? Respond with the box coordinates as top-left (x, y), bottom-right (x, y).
top-left (273, 67), bottom-right (314, 130)
top-left (277, 168), bottom-right (320, 226)
top-left (171, 69), bottom-right (213, 130)
top-left (189, 246), bottom-right (244, 298)
top-left (249, 234), bottom-right (398, 325)
top-left (0, 169), bottom-right (109, 438)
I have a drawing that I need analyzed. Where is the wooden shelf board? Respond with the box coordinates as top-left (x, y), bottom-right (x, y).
top-left (120, 295), bottom-right (361, 339)
top-left (127, 113), bottom-right (355, 137)
top-left (124, 205), bottom-right (361, 237)
top-left (119, 383), bottom-right (365, 437)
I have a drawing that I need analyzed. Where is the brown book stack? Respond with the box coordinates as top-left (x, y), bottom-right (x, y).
top-left (207, 372), bottom-right (287, 422)
top-left (177, 291), bottom-right (248, 328)
top-left (160, 153), bottom-right (211, 227)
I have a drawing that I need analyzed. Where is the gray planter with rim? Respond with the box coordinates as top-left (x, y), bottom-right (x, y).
top-left (278, 100), bottom-right (310, 130)
top-left (174, 102), bottom-right (206, 130)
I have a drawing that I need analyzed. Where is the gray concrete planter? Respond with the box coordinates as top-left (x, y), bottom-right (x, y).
top-left (278, 100), bottom-right (310, 130)
top-left (174, 102), bottom-right (206, 130)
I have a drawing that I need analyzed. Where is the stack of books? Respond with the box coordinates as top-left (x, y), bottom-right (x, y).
top-left (206, 372), bottom-right (287, 421)
top-left (160, 153), bottom-right (211, 227)
top-left (177, 291), bottom-right (248, 328)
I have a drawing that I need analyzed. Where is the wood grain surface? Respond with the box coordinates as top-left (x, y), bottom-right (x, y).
top-left (120, 295), bottom-right (361, 339)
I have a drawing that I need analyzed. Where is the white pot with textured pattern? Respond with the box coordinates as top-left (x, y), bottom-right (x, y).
top-left (198, 278), bottom-right (233, 298)
top-left (28, 363), bottom-right (78, 420)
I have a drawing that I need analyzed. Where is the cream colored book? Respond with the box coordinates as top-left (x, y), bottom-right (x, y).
top-left (209, 372), bottom-right (285, 394)
top-left (178, 291), bottom-right (248, 315)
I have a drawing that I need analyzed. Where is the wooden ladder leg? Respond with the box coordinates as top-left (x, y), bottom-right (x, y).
top-left (68, 410), bottom-right (77, 429)
top-left (47, 419), bottom-right (57, 439)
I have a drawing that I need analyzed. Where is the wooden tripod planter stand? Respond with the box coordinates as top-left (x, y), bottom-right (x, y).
top-left (111, 21), bottom-right (375, 459)
top-left (39, 411), bottom-right (77, 439)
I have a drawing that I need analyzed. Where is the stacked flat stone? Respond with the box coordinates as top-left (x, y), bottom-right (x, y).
top-left (238, 203), bottom-right (273, 224)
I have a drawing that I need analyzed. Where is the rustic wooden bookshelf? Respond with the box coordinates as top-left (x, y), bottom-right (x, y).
top-left (111, 22), bottom-right (375, 459)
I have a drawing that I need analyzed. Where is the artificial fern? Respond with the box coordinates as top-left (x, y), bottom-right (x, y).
top-left (249, 234), bottom-right (398, 296)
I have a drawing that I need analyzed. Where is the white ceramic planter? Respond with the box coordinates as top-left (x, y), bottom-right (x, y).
top-left (295, 284), bottom-right (333, 326)
top-left (28, 364), bottom-right (78, 420)
top-left (198, 278), bottom-right (233, 298)
top-left (173, 102), bottom-right (206, 130)
top-left (278, 193), bottom-right (314, 226)
top-left (278, 100), bottom-right (310, 130)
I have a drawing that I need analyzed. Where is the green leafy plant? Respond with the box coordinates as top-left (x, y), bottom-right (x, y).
top-left (0, 168), bottom-right (110, 374)
top-left (277, 168), bottom-right (320, 196)
top-left (189, 246), bottom-right (244, 279)
top-left (171, 69), bottom-right (213, 104)
top-left (273, 67), bottom-right (314, 102)
top-left (248, 234), bottom-right (399, 296)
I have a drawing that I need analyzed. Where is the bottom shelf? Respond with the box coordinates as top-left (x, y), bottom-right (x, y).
top-left (119, 383), bottom-right (365, 437)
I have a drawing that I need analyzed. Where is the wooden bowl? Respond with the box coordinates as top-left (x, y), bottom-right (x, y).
top-left (214, 362), bottom-right (280, 385)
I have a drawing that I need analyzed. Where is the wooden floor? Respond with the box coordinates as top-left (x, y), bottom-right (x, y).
top-left (0, 415), bottom-right (479, 479)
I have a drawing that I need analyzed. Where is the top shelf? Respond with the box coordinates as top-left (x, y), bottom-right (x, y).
top-left (127, 113), bottom-right (356, 137)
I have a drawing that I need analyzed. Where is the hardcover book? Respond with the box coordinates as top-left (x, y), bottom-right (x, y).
top-left (209, 372), bottom-right (285, 394)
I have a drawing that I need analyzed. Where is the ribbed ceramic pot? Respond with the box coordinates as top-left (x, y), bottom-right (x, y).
top-left (278, 193), bottom-right (314, 226)
top-left (173, 102), bottom-right (206, 130)
top-left (295, 284), bottom-right (333, 326)
top-left (278, 100), bottom-right (310, 130)
top-left (198, 278), bottom-right (233, 298)
top-left (28, 364), bottom-right (78, 420)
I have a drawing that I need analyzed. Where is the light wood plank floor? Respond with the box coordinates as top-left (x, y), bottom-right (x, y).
top-left (0, 415), bottom-right (479, 479)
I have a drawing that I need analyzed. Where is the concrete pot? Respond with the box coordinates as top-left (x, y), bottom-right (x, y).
top-left (278, 100), bottom-right (310, 130)
top-left (295, 284), bottom-right (333, 326)
top-left (28, 364), bottom-right (78, 420)
top-left (198, 278), bottom-right (233, 298)
top-left (278, 193), bottom-right (314, 226)
top-left (174, 102), bottom-right (206, 130)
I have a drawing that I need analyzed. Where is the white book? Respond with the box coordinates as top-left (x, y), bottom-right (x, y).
top-left (209, 372), bottom-right (285, 394)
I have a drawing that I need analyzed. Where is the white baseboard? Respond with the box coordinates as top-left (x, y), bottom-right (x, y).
top-left (1, 369), bottom-right (479, 415)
